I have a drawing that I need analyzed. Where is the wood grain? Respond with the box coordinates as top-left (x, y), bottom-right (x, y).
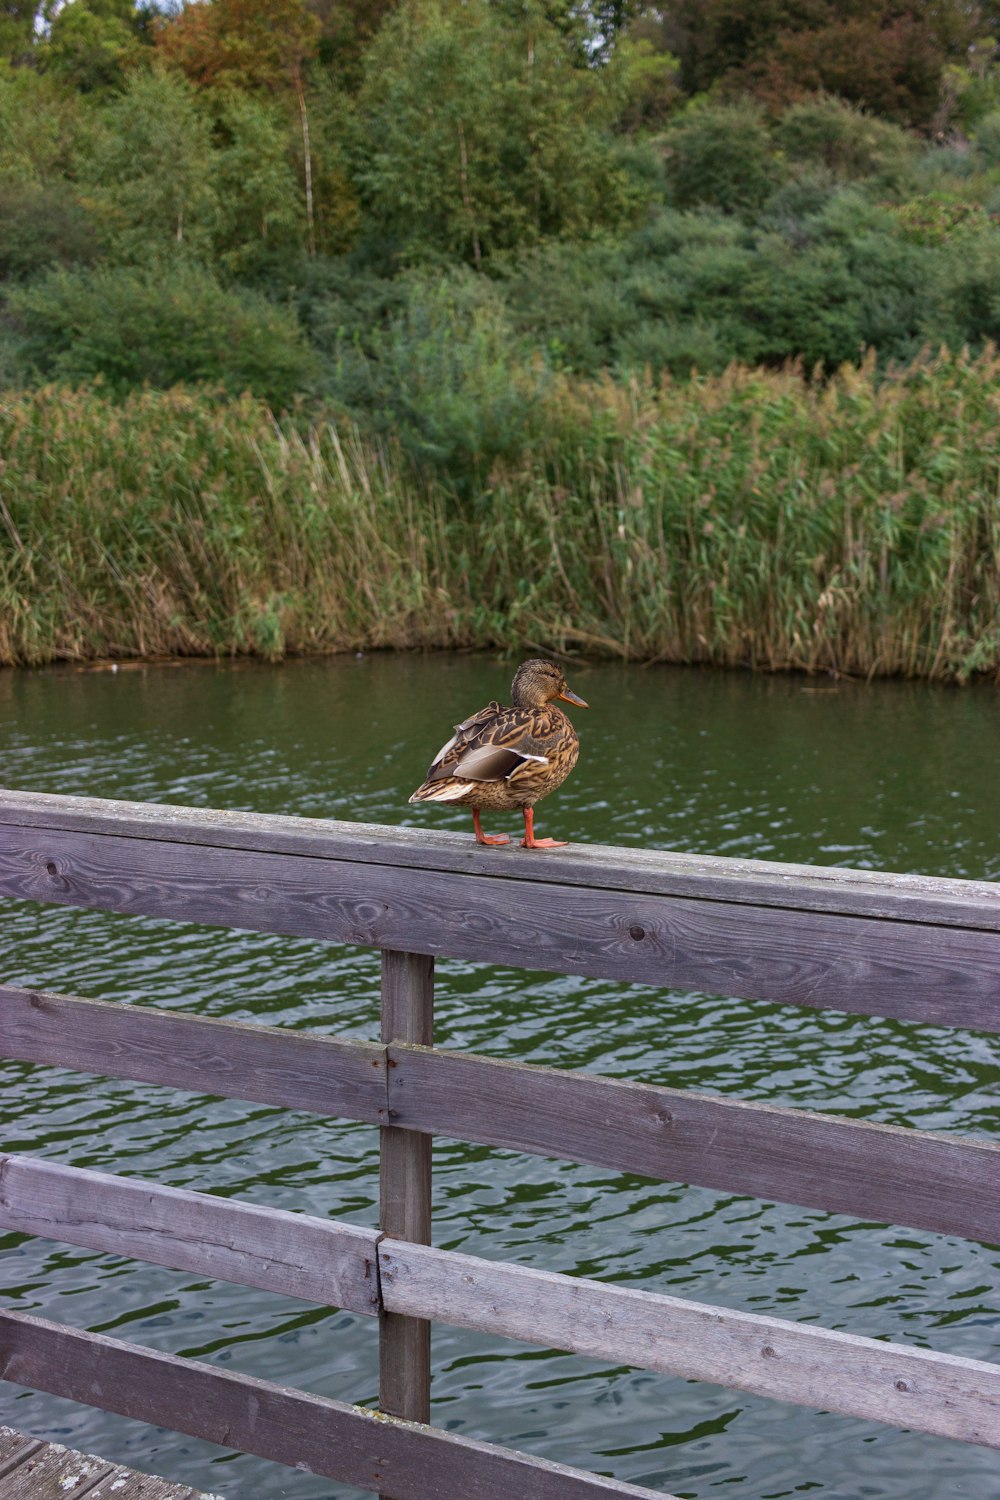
top-left (0, 1154), bottom-right (379, 1315)
top-left (0, 1428), bottom-right (45, 1480)
top-left (0, 1311), bottom-right (674, 1500)
top-left (0, 1424), bottom-right (202, 1499)
top-left (0, 986), bottom-right (387, 1121)
top-left (387, 1044), bottom-right (1000, 1243)
top-left (2, 789), bottom-right (998, 930)
top-left (1, 823), bottom-right (999, 1029)
top-left (379, 952), bottom-right (434, 1433)
top-left (0, 1438), bottom-right (113, 1498)
top-left (377, 1242), bottom-right (1000, 1449)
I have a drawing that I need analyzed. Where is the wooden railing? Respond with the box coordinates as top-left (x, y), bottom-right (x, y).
top-left (0, 789), bottom-right (998, 1499)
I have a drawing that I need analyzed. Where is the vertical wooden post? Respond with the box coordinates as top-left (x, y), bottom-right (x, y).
top-left (379, 949), bottom-right (434, 1437)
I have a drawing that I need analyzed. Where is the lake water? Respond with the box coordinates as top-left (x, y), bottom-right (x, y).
top-left (1, 654), bottom-right (998, 1500)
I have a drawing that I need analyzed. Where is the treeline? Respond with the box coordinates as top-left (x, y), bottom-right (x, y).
top-left (2, 0), bottom-right (1000, 476)
top-left (3, 0), bottom-right (1000, 680)
top-left (2, 353), bottom-right (999, 678)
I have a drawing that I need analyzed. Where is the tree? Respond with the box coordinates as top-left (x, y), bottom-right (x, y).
top-left (0, 0), bottom-right (41, 65)
top-left (310, 0), bottom-right (397, 91)
top-left (39, 0), bottom-right (146, 93)
top-left (356, 0), bottom-right (648, 266)
top-left (0, 62), bottom-right (94, 179)
top-left (747, 14), bottom-right (949, 128)
top-left (157, 0), bottom-right (320, 250)
top-left (85, 68), bottom-right (218, 262)
top-left (213, 89), bottom-right (304, 271)
top-left (659, 0), bottom-right (984, 129)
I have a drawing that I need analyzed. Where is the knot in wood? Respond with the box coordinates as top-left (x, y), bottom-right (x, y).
top-left (629, 925), bottom-right (646, 942)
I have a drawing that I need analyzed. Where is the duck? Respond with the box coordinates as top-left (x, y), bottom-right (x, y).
top-left (408, 659), bottom-right (588, 848)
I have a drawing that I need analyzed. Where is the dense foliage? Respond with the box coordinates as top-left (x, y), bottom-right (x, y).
top-left (1, 0), bottom-right (999, 444)
top-left (2, 0), bottom-right (1000, 675)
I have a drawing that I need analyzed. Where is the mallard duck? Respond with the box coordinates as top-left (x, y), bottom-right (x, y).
top-left (408, 659), bottom-right (588, 848)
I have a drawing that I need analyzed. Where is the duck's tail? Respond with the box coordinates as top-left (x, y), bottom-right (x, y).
top-left (409, 780), bottom-right (475, 804)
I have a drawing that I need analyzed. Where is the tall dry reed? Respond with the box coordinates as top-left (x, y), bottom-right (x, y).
top-left (2, 351), bottom-right (999, 679)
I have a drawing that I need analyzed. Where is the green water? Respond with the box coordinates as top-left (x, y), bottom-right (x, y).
top-left (1, 654), bottom-right (998, 1500)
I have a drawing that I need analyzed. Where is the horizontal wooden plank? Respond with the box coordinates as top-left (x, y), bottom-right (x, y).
top-left (0, 1434), bottom-right (114, 1498)
top-left (4, 989), bottom-right (998, 1244)
top-left (0, 1311), bottom-right (673, 1500)
top-left (0, 1155), bottom-right (379, 1315)
top-left (2, 789), bottom-right (998, 930)
top-left (1, 825), bottom-right (998, 1029)
top-left (388, 1045), bottom-right (1000, 1243)
top-left (0, 986), bottom-right (387, 1121)
top-left (378, 1242), bottom-right (1000, 1449)
top-left (0, 1428), bottom-right (45, 1480)
top-left (0, 1425), bottom-right (209, 1500)
top-left (86, 1465), bottom-right (202, 1500)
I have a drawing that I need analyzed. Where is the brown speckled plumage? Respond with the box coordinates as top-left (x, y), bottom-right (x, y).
top-left (408, 659), bottom-right (588, 848)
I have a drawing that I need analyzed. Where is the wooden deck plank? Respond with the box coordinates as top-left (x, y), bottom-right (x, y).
top-left (0, 1154), bottom-right (380, 1315)
top-left (0, 1427), bottom-right (44, 1478)
top-left (1, 824), bottom-right (999, 1030)
top-left (0, 1439), bottom-right (113, 1498)
top-left (0, 1427), bottom-right (211, 1499)
top-left (0, 1312), bottom-right (675, 1500)
top-left (86, 1471), bottom-right (198, 1499)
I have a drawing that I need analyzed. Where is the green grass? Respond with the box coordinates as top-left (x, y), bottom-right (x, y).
top-left (2, 350), bottom-right (1000, 679)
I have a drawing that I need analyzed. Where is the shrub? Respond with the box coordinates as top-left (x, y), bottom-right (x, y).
top-left (921, 228), bottom-right (1000, 349)
top-left (776, 96), bottom-right (917, 193)
top-left (7, 263), bottom-right (317, 407)
top-left (662, 100), bottom-right (780, 215)
top-left (0, 180), bottom-right (100, 279)
top-left (973, 110), bottom-right (1000, 169)
top-left (318, 269), bottom-right (550, 483)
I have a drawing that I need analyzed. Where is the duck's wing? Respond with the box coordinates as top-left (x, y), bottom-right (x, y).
top-left (427, 706), bottom-right (555, 785)
top-left (423, 702), bottom-right (502, 779)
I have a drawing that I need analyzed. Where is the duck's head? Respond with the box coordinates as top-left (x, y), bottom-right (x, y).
top-left (511, 659), bottom-right (589, 711)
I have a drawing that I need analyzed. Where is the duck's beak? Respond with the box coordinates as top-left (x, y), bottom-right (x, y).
top-left (558, 688), bottom-right (589, 708)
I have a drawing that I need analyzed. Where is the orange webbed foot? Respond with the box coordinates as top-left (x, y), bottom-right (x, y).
top-left (472, 810), bottom-right (510, 846)
top-left (520, 808), bottom-right (567, 849)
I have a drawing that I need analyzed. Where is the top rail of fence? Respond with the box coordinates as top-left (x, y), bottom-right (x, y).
top-left (1, 789), bottom-right (998, 1030)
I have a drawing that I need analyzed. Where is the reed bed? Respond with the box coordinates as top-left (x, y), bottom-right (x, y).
top-left (2, 350), bottom-right (999, 679)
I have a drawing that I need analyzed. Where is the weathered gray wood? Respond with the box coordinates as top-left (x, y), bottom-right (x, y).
top-left (0, 986), bottom-right (386, 1120)
top-left (0, 1311), bottom-right (674, 1500)
top-left (387, 1044), bottom-right (1000, 1244)
top-left (1, 820), bottom-right (998, 1029)
top-left (0, 1427), bottom-right (208, 1499)
top-left (86, 1471), bottom-right (200, 1500)
top-left (2, 789), bottom-right (998, 931)
top-left (379, 951), bottom-right (434, 1437)
top-left (377, 1241), bottom-right (1000, 1449)
top-left (0, 1436), bottom-right (113, 1498)
top-left (0, 1154), bottom-right (379, 1315)
top-left (0, 1428), bottom-right (44, 1479)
